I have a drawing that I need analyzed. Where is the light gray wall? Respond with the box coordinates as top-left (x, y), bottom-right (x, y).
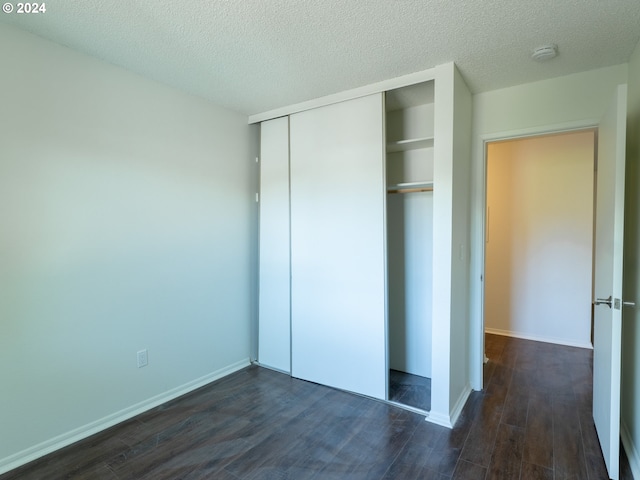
top-left (0, 24), bottom-right (257, 471)
top-left (430, 63), bottom-right (472, 426)
top-left (473, 65), bottom-right (628, 134)
top-left (387, 192), bottom-right (433, 378)
top-left (387, 102), bottom-right (434, 378)
top-left (621, 37), bottom-right (640, 478)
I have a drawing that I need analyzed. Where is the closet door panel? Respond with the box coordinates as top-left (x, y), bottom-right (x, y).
top-left (258, 116), bottom-right (291, 372)
top-left (290, 94), bottom-right (386, 400)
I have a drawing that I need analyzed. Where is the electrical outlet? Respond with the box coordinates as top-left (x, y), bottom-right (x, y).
top-left (137, 349), bottom-right (148, 368)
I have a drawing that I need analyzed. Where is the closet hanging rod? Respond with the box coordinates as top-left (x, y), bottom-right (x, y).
top-left (387, 186), bottom-right (434, 194)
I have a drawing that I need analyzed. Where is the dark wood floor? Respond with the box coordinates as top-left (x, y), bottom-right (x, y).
top-left (389, 369), bottom-right (431, 411)
top-left (1, 334), bottom-right (633, 479)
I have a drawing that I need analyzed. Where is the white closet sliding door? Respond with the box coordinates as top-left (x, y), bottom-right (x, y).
top-left (258, 116), bottom-right (291, 373)
top-left (289, 94), bottom-right (386, 400)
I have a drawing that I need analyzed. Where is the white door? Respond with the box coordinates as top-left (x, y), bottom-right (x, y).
top-left (593, 84), bottom-right (628, 480)
top-left (258, 117), bottom-right (291, 373)
top-left (289, 94), bottom-right (386, 400)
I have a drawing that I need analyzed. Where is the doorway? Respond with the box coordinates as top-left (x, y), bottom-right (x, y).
top-left (484, 130), bottom-right (596, 349)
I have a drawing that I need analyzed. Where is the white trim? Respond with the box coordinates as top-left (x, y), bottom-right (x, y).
top-left (449, 384), bottom-right (473, 425)
top-left (477, 120), bottom-right (599, 145)
top-left (248, 67), bottom-right (436, 124)
top-left (0, 358), bottom-right (250, 475)
top-left (622, 421), bottom-right (640, 480)
top-left (425, 385), bottom-right (471, 429)
top-left (485, 328), bottom-right (593, 350)
top-left (426, 410), bottom-right (453, 428)
top-left (468, 131), bottom-right (487, 392)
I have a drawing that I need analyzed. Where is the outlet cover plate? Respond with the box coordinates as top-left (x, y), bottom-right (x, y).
top-left (137, 349), bottom-right (148, 368)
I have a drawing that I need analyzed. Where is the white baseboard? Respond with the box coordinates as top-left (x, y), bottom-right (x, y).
top-left (449, 384), bottom-right (472, 426)
top-left (426, 410), bottom-right (453, 428)
top-left (484, 328), bottom-right (593, 350)
top-left (425, 384), bottom-right (472, 429)
top-left (622, 421), bottom-right (640, 480)
top-left (0, 358), bottom-right (250, 475)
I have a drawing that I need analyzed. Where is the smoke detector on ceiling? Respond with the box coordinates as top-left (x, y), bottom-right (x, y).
top-left (532, 44), bottom-right (558, 61)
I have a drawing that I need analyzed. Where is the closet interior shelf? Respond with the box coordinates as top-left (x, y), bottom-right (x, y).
top-left (386, 137), bottom-right (434, 153)
top-left (387, 181), bottom-right (434, 194)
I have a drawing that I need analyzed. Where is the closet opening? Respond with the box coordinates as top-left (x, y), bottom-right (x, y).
top-left (385, 82), bottom-right (434, 412)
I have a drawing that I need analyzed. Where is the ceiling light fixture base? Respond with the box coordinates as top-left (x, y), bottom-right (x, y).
top-left (532, 44), bottom-right (558, 61)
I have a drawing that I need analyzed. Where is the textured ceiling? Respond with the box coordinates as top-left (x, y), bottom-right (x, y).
top-left (2, 0), bottom-right (640, 116)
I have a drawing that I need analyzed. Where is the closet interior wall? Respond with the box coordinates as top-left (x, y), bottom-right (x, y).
top-left (386, 83), bottom-right (435, 395)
